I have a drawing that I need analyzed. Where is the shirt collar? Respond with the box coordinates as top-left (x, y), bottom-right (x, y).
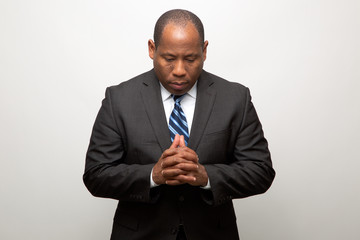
top-left (160, 81), bottom-right (197, 102)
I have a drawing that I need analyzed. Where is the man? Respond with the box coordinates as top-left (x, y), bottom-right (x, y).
top-left (84, 9), bottom-right (275, 240)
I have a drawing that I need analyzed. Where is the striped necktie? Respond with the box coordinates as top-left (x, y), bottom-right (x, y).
top-left (169, 94), bottom-right (189, 146)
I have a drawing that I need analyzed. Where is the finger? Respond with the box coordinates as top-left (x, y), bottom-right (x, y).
top-left (161, 148), bottom-right (178, 159)
top-left (174, 174), bottom-right (197, 184)
top-left (175, 145), bottom-right (198, 163)
top-left (165, 179), bottom-right (183, 185)
top-left (162, 158), bottom-right (199, 171)
top-left (176, 162), bottom-right (199, 171)
top-left (162, 155), bottom-right (195, 168)
top-left (162, 162), bottom-right (199, 176)
top-left (162, 147), bottom-right (198, 164)
top-left (170, 134), bottom-right (180, 149)
top-left (179, 135), bottom-right (186, 147)
top-left (162, 168), bottom-right (187, 178)
top-left (176, 149), bottom-right (198, 163)
top-left (164, 175), bottom-right (197, 185)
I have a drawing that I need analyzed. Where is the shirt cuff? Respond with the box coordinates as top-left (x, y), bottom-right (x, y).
top-left (150, 167), bottom-right (159, 188)
top-left (201, 178), bottom-right (211, 189)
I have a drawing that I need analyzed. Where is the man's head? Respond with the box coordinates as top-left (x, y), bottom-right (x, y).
top-left (148, 9), bottom-right (208, 95)
top-left (153, 9), bottom-right (205, 49)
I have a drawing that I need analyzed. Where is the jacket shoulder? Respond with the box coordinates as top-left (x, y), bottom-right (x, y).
top-left (202, 70), bottom-right (249, 94)
top-left (108, 70), bottom-right (155, 93)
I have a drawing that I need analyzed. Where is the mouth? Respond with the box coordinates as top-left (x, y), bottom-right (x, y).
top-left (169, 81), bottom-right (188, 91)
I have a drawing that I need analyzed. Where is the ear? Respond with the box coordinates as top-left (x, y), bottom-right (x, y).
top-left (148, 39), bottom-right (156, 59)
top-left (202, 40), bottom-right (209, 61)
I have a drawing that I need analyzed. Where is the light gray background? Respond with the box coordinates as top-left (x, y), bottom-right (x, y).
top-left (1, 0), bottom-right (359, 239)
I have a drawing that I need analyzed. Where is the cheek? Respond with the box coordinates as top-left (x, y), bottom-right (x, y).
top-left (154, 62), bottom-right (172, 76)
top-left (187, 62), bottom-right (203, 75)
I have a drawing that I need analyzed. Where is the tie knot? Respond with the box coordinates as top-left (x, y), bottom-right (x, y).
top-left (173, 94), bottom-right (185, 103)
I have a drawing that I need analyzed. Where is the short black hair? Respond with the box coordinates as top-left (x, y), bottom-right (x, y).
top-left (153, 9), bottom-right (205, 48)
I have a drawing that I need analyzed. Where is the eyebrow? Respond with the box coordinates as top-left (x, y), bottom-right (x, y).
top-left (161, 53), bottom-right (176, 57)
top-left (160, 53), bottom-right (199, 58)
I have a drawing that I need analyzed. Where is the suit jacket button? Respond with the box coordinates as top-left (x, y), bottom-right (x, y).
top-left (179, 195), bottom-right (185, 202)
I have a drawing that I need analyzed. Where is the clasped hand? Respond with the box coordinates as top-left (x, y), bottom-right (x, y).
top-left (152, 134), bottom-right (208, 187)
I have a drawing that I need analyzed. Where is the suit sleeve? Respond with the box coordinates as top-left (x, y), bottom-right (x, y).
top-left (203, 87), bottom-right (275, 206)
top-left (83, 87), bottom-right (154, 202)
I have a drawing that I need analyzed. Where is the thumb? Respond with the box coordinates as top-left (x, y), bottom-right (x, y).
top-left (170, 134), bottom-right (180, 148)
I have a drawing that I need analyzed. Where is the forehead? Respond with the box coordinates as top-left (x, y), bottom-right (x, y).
top-left (158, 23), bottom-right (202, 49)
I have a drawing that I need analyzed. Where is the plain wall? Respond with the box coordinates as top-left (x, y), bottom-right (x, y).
top-left (1, 0), bottom-right (359, 239)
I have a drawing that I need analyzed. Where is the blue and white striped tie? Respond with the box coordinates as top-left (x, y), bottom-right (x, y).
top-left (169, 94), bottom-right (189, 146)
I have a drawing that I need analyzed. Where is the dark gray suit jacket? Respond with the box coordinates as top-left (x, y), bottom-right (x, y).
top-left (84, 69), bottom-right (275, 240)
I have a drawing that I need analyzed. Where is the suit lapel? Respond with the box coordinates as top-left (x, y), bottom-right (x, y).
top-left (140, 70), bottom-right (171, 152)
top-left (140, 70), bottom-right (216, 152)
top-left (188, 71), bottom-right (216, 151)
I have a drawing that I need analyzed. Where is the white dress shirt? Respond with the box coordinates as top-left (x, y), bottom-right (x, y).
top-left (160, 82), bottom-right (197, 134)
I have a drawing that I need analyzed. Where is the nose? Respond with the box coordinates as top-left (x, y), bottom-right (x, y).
top-left (172, 60), bottom-right (186, 77)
